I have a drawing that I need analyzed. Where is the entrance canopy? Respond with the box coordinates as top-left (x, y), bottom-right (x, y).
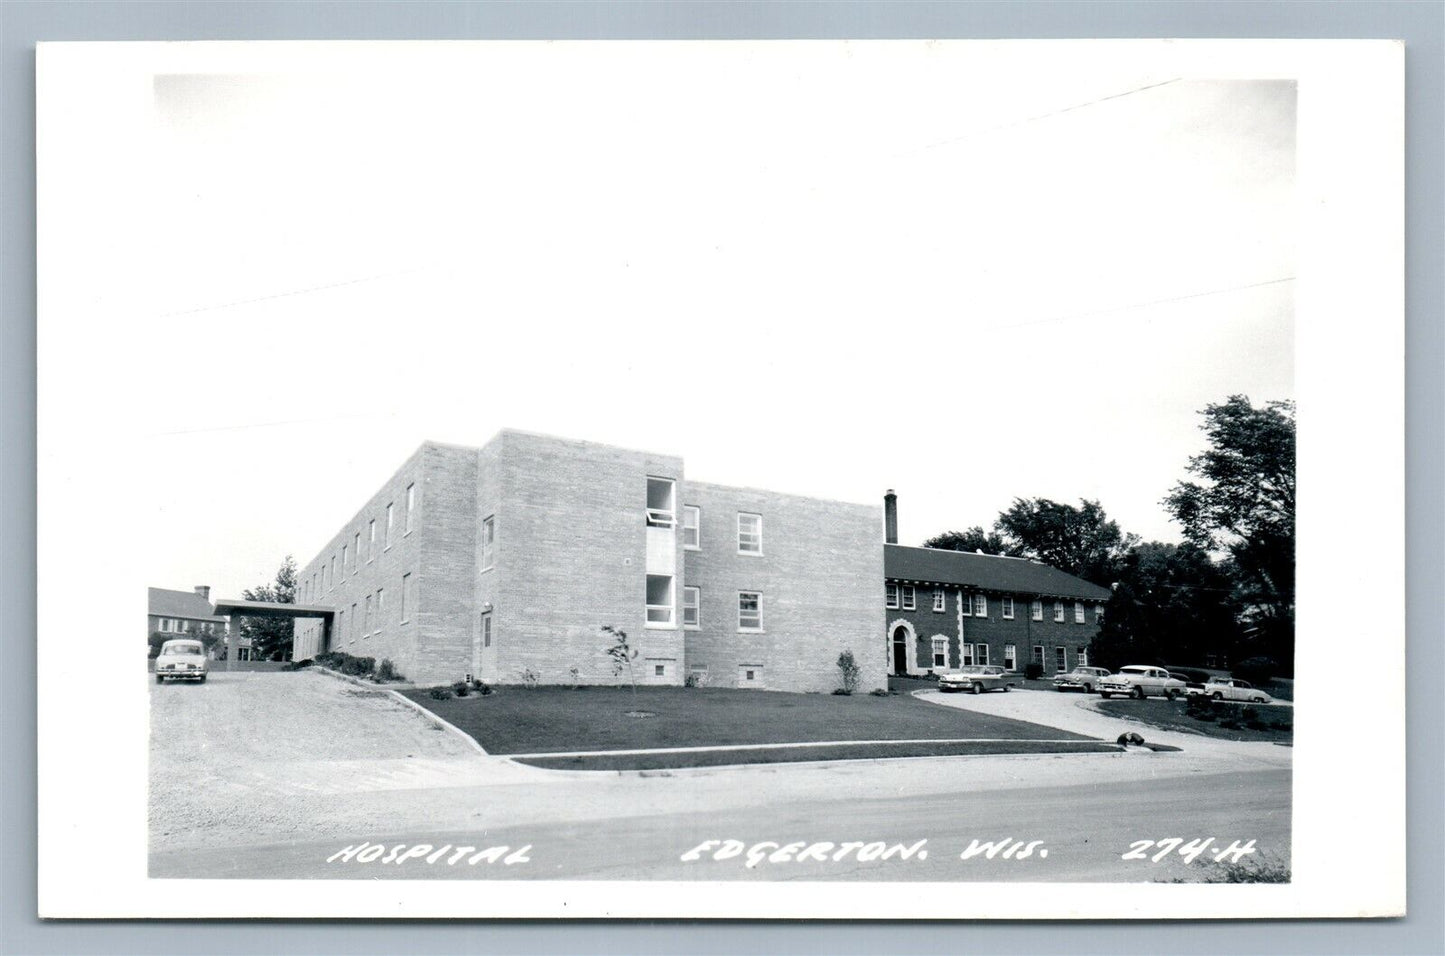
top-left (211, 599), bottom-right (336, 669)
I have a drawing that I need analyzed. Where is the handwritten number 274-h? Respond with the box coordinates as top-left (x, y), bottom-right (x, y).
top-left (1120, 838), bottom-right (1257, 865)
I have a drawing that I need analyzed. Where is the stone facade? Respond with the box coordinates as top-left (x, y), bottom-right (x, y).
top-left (295, 430), bottom-right (885, 691)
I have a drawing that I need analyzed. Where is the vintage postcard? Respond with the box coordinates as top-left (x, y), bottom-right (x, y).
top-left (36, 39), bottom-right (1403, 919)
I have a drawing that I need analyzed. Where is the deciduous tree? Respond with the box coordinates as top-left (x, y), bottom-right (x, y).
top-left (921, 527), bottom-right (1020, 556)
top-left (994, 498), bottom-right (1138, 585)
top-left (241, 555), bottom-right (297, 661)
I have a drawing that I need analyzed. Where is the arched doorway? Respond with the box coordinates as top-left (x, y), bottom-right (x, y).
top-left (888, 619), bottom-right (916, 676)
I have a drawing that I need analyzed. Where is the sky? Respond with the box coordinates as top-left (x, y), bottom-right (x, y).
top-left (135, 45), bottom-right (1295, 600)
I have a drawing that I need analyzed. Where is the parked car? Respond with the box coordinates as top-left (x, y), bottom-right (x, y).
top-left (1192, 677), bottom-right (1272, 703)
top-left (1097, 665), bottom-right (1185, 700)
top-left (1053, 666), bottom-right (1112, 693)
top-left (939, 665), bottom-right (1011, 694)
top-left (155, 639), bottom-right (209, 684)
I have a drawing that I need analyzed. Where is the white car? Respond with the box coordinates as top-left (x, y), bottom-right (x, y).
top-left (155, 639), bottom-right (209, 684)
top-left (1195, 677), bottom-right (1272, 703)
top-left (1097, 665), bottom-right (1185, 700)
top-left (938, 665), bottom-right (1011, 694)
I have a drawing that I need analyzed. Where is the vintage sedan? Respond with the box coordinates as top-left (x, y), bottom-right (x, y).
top-left (154, 639), bottom-right (209, 684)
top-left (1052, 665), bottom-right (1112, 693)
top-left (1097, 665), bottom-right (1186, 700)
top-left (938, 665), bottom-right (1011, 694)
top-left (1199, 677), bottom-right (1272, 703)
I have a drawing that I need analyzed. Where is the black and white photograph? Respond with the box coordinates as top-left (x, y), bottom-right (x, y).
top-left (35, 38), bottom-right (1404, 920)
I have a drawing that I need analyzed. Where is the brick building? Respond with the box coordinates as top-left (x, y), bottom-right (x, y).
top-left (292, 431), bottom-right (885, 691)
top-left (146, 586), bottom-right (235, 657)
top-left (882, 492), bottom-right (1111, 677)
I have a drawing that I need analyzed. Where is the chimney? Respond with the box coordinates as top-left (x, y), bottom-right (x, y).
top-left (884, 489), bottom-right (898, 544)
top-left (194, 585), bottom-right (211, 602)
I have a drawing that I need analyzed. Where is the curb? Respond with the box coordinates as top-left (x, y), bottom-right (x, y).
top-left (311, 666), bottom-right (490, 757)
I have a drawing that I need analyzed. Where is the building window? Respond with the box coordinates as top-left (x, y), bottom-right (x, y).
top-left (1001, 596), bottom-right (1014, 619)
top-left (931, 637), bottom-right (948, 669)
top-left (364, 594), bottom-right (372, 635)
top-left (1032, 644), bottom-right (1044, 666)
top-left (1056, 646), bottom-right (1068, 672)
top-left (972, 594), bottom-right (987, 617)
top-left (1031, 600), bottom-right (1043, 621)
top-left (1095, 604), bottom-right (1105, 623)
top-left (1074, 601), bottom-right (1086, 624)
top-left (960, 643), bottom-right (974, 667)
top-left (976, 643), bottom-right (990, 666)
top-left (405, 483), bottom-right (415, 534)
top-left (738, 591), bottom-right (763, 631)
top-left (654, 664), bottom-right (666, 677)
top-left (1054, 601), bottom-right (1065, 623)
top-left (886, 583), bottom-right (899, 609)
top-left (683, 586), bottom-right (700, 628)
top-left (683, 505), bottom-right (701, 549)
top-left (737, 513), bottom-right (762, 554)
top-left (1078, 646), bottom-right (1090, 667)
top-left (646, 477), bottom-right (676, 528)
top-left (646, 574), bottom-right (675, 626)
top-left (901, 586), bottom-right (916, 611)
top-left (481, 515), bottom-right (495, 570)
top-left (329, 556), bottom-right (336, 589)
top-left (342, 543), bottom-right (348, 572)
top-left (353, 532), bottom-right (361, 572)
top-left (400, 573), bottom-right (412, 623)
top-left (1004, 643), bottom-right (1017, 671)
top-left (376, 588), bottom-right (384, 630)
top-left (933, 590), bottom-right (946, 612)
top-left (351, 603), bottom-right (358, 640)
top-left (340, 610), bottom-right (349, 644)
top-left (368, 520), bottom-right (376, 561)
top-left (738, 664), bottom-right (764, 686)
top-left (385, 503), bottom-right (394, 549)
top-left (481, 612), bottom-right (492, 648)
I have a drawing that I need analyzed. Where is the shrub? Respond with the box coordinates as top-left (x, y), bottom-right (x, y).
top-left (518, 667), bottom-right (540, 689)
top-left (836, 650), bottom-right (861, 695)
top-left (453, 680), bottom-right (471, 697)
top-left (684, 671), bottom-right (710, 689)
top-left (567, 665), bottom-right (581, 689)
top-left (869, 688), bottom-right (891, 697)
top-left (284, 658), bottom-right (315, 671)
top-left (1185, 694), bottom-right (1215, 719)
top-left (1218, 718), bottom-right (1241, 730)
top-left (475, 681), bottom-right (493, 696)
top-left (340, 655), bottom-right (376, 677)
top-left (428, 686), bottom-right (454, 700)
top-left (832, 688), bottom-right (850, 695)
top-left (1024, 662), bottom-right (1044, 680)
top-left (376, 659), bottom-right (403, 682)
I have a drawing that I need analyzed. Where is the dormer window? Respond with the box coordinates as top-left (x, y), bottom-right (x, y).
top-left (646, 477), bottom-right (676, 528)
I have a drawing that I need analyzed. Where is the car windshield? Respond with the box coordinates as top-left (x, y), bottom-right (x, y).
top-left (162, 643), bottom-right (203, 656)
top-left (956, 666), bottom-right (986, 674)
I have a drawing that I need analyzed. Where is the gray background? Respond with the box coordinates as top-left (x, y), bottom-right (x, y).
top-left (2, 2), bottom-right (1440, 954)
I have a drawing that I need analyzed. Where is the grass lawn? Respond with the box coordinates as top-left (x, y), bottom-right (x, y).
top-left (1096, 699), bottom-right (1294, 744)
top-left (401, 685), bottom-right (1094, 756)
top-left (516, 739), bottom-right (1120, 771)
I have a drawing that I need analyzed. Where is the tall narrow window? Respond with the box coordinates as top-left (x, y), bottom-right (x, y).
top-left (1004, 643), bottom-right (1018, 671)
top-left (481, 515), bottom-right (495, 570)
top-left (886, 583), bottom-right (899, 609)
top-left (976, 643), bottom-right (990, 666)
top-left (933, 590), bottom-right (946, 612)
top-left (1032, 644), bottom-right (1044, 666)
top-left (1031, 599), bottom-right (1043, 621)
top-left (481, 612), bottom-right (492, 648)
top-left (960, 643), bottom-right (974, 666)
top-left (352, 532), bottom-right (360, 572)
top-left (646, 477), bottom-right (676, 528)
top-left (1078, 646), bottom-right (1090, 667)
top-left (385, 503), bottom-right (394, 548)
top-left (931, 637), bottom-right (948, 669)
top-left (682, 505), bottom-right (701, 549)
top-left (400, 573), bottom-right (412, 623)
top-left (1056, 646), bottom-right (1068, 672)
top-left (376, 588), bottom-right (384, 630)
top-left (339, 610), bottom-right (347, 644)
top-left (364, 594), bottom-right (372, 635)
top-left (405, 483), bottom-right (415, 534)
top-left (329, 556), bottom-right (336, 589)
top-left (972, 594), bottom-right (987, 617)
top-left (738, 591), bottom-right (763, 631)
top-left (342, 543), bottom-right (348, 572)
top-left (901, 585), bottom-right (916, 611)
top-left (1054, 601), bottom-right (1065, 623)
top-left (1001, 596), bottom-right (1014, 619)
top-left (1074, 601), bottom-right (1086, 624)
top-left (1095, 604), bottom-right (1105, 623)
top-left (683, 586), bottom-right (700, 628)
top-left (367, 519), bottom-right (376, 561)
top-left (737, 513), bottom-right (762, 554)
top-left (646, 574), bottom-right (675, 626)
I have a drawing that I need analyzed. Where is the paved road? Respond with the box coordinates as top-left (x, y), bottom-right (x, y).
top-left (150, 674), bottom-right (1291, 883)
top-left (150, 766), bottom-right (1289, 881)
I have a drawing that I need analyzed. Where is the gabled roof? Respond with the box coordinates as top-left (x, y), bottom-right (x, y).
top-left (885, 544), bottom-right (1111, 601)
top-left (147, 587), bottom-right (225, 621)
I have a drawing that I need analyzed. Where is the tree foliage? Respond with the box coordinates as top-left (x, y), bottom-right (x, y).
top-left (240, 555), bottom-right (298, 661)
top-left (1164, 396), bottom-right (1295, 669)
top-left (921, 527), bottom-right (1020, 557)
top-left (994, 498), bottom-right (1138, 586)
top-left (1089, 542), bottom-right (1241, 672)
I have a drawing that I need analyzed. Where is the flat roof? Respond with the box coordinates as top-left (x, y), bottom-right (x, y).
top-left (211, 598), bottom-right (336, 619)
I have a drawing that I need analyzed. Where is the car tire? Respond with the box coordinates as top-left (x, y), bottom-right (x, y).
top-left (1165, 688), bottom-right (1178, 700)
top-left (1133, 686), bottom-right (1146, 700)
top-left (1099, 692), bottom-right (1110, 699)
top-left (1003, 684), bottom-right (1010, 692)
top-left (155, 674), bottom-right (163, 684)
top-left (199, 675), bottom-right (207, 684)
top-left (971, 683), bottom-right (981, 695)
top-left (1083, 683), bottom-right (1093, 694)
top-left (1212, 691), bottom-right (1224, 701)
